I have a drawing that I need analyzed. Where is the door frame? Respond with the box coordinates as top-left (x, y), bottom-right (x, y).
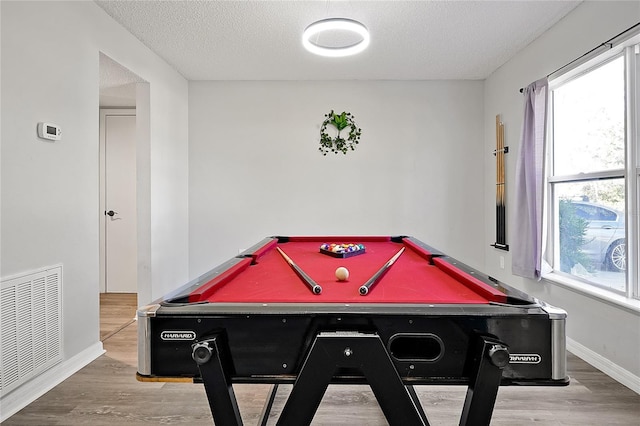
top-left (99, 108), bottom-right (137, 293)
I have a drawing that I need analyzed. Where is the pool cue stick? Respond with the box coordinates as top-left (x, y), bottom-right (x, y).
top-left (359, 247), bottom-right (405, 296)
top-left (499, 116), bottom-right (502, 244)
top-left (276, 247), bottom-right (322, 294)
top-left (495, 115), bottom-right (506, 247)
top-left (499, 117), bottom-right (505, 245)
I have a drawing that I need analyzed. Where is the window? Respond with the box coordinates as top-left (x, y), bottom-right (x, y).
top-left (546, 35), bottom-right (639, 299)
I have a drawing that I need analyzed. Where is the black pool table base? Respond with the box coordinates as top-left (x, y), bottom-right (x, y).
top-left (192, 330), bottom-right (510, 426)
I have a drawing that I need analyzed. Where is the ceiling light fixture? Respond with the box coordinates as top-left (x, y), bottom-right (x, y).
top-left (302, 18), bottom-right (370, 57)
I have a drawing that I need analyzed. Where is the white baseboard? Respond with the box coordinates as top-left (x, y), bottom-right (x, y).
top-left (0, 342), bottom-right (105, 422)
top-left (568, 337), bottom-right (640, 394)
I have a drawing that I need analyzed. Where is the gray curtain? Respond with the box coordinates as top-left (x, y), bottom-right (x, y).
top-left (512, 78), bottom-right (548, 279)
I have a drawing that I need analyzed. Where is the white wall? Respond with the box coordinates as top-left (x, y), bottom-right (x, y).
top-left (3, 1), bottom-right (636, 418)
top-left (1, 0), bottom-right (188, 411)
top-left (484, 1), bottom-right (640, 388)
top-left (189, 80), bottom-right (485, 278)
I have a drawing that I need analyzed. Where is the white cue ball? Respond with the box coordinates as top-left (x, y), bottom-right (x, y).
top-left (335, 267), bottom-right (349, 281)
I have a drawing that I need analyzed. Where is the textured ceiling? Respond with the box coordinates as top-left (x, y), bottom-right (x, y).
top-left (99, 52), bottom-right (145, 107)
top-left (95, 0), bottom-right (581, 81)
top-left (99, 52), bottom-right (145, 90)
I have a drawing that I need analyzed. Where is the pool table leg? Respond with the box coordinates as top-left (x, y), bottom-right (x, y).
top-left (276, 331), bottom-right (429, 426)
top-left (257, 384), bottom-right (279, 426)
top-left (459, 334), bottom-right (510, 426)
top-left (192, 334), bottom-right (244, 426)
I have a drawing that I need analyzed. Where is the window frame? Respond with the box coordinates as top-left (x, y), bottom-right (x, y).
top-left (544, 35), bottom-right (640, 304)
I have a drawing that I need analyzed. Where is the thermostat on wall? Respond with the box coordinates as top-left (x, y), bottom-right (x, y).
top-left (37, 122), bottom-right (62, 141)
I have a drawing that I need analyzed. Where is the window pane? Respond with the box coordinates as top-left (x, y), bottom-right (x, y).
top-left (553, 56), bottom-right (625, 175)
top-left (553, 180), bottom-right (626, 292)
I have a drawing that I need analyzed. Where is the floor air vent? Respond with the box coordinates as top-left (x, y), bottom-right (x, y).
top-left (1, 265), bottom-right (63, 394)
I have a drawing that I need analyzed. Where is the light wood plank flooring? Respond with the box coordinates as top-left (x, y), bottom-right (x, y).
top-left (3, 294), bottom-right (639, 425)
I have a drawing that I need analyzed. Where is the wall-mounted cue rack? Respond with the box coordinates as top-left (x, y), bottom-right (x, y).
top-left (492, 115), bottom-right (509, 251)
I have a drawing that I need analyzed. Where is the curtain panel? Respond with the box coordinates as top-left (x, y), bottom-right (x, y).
top-left (512, 78), bottom-right (548, 280)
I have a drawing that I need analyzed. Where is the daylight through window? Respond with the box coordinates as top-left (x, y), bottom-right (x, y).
top-left (547, 36), bottom-right (639, 299)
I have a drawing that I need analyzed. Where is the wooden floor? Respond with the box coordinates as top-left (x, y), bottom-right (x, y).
top-left (3, 293), bottom-right (639, 425)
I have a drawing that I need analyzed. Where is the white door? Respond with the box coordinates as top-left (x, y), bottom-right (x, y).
top-left (103, 112), bottom-right (137, 293)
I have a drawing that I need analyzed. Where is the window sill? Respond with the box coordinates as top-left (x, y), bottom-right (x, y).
top-left (543, 272), bottom-right (640, 315)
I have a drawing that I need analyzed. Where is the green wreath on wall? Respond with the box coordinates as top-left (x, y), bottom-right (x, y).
top-left (319, 110), bottom-right (362, 156)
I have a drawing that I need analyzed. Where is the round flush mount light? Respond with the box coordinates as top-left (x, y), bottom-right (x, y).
top-left (302, 18), bottom-right (370, 57)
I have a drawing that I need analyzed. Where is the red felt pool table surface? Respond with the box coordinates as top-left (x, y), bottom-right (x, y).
top-left (189, 236), bottom-right (505, 304)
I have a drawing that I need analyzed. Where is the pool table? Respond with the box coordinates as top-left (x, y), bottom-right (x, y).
top-left (137, 236), bottom-right (568, 425)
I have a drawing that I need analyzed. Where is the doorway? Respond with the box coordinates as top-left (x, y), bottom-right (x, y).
top-left (98, 53), bottom-right (151, 336)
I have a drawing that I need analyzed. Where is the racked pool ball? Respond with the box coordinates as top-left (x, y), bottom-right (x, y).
top-left (335, 267), bottom-right (349, 281)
